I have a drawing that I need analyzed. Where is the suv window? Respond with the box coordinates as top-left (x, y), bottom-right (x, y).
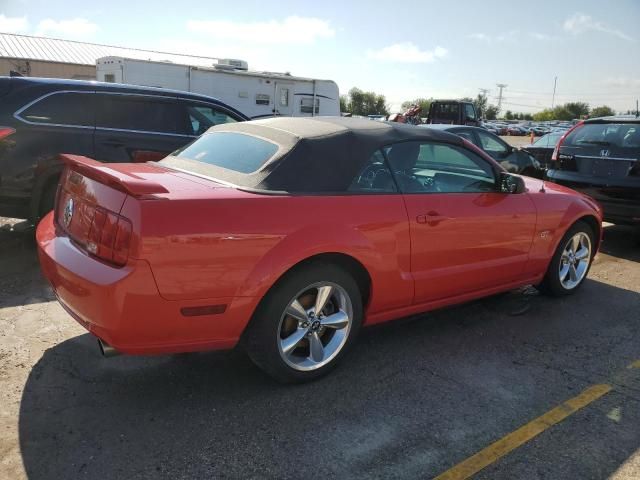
top-left (96, 94), bottom-right (185, 134)
top-left (385, 141), bottom-right (495, 193)
top-left (431, 103), bottom-right (459, 122)
top-left (169, 131), bottom-right (278, 174)
top-left (348, 150), bottom-right (396, 193)
top-left (20, 92), bottom-right (92, 127)
top-left (185, 104), bottom-right (238, 136)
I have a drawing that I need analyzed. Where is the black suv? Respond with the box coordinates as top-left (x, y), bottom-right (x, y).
top-left (546, 116), bottom-right (640, 225)
top-left (0, 77), bottom-right (248, 220)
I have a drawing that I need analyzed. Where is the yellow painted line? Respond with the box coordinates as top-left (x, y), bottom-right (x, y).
top-left (433, 384), bottom-right (612, 480)
top-left (627, 360), bottom-right (640, 370)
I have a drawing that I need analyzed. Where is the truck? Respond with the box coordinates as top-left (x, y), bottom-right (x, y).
top-left (96, 57), bottom-right (340, 119)
top-left (426, 100), bottom-right (481, 126)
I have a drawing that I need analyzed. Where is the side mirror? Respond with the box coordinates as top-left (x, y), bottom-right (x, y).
top-left (499, 172), bottom-right (526, 194)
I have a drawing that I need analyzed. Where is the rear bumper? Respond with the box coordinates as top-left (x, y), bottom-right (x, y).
top-left (36, 213), bottom-right (257, 355)
top-left (546, 170), bottom-right (640, 225)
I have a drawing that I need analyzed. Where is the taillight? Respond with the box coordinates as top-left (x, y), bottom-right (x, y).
top-left (551, 121), bottom-right (584, 162)
top-left (86, 207), bottom-right (132, 266)
top-left (0, 127), bottom-right (16, 140)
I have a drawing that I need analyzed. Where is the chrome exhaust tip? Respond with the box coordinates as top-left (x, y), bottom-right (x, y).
top-left (98, 338), bottom-right (120, 358)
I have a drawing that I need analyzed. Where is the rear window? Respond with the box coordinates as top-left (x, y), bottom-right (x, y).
top-left (430, 103), bottom-right (460, 121)
top-left (170, 132), bottom-right (278, 174)
top-left (565, 123), bottom-right (640, 149)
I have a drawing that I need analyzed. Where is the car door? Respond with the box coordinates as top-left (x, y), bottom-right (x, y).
top-left (384, 141), bottom-right (537, 304)
top-left (94, 93), bottom-right (193, 163)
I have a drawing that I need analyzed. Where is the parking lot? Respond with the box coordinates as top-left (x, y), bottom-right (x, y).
top-left (1, 205), bottom-right (639, 479)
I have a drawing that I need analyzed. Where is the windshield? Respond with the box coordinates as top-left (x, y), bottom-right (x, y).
top-left (532, 132), bottom-right (562, 148)
top-left (164, 131), bottom-right (279, 174)
top-left (564, 123), bottom-right (640, 148)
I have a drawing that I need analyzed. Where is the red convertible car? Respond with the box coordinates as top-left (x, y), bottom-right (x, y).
top-left (37, 117), bottom-right (602, 382)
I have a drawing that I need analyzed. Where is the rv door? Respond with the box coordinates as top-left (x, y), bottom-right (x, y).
top-left (274, 82), bottom-right (293, 116)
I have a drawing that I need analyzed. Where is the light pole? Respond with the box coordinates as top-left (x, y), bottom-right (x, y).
top-left (551, 76), bottom-right (558, 109)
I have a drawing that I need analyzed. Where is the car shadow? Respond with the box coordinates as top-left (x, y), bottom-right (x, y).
top-left (0, 220), bottom-right (52, 309)
top-left (599, 224), bottom-right (640, 263)
top-left (18, 279), bottom-right (640, 479)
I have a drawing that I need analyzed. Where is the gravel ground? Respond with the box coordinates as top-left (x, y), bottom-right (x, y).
top-left (0, 217), bottom-right (639, 479)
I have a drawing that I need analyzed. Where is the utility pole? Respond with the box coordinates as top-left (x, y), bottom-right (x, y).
top-left (496, 83), bottom-right (507, 112)
top-left (479, 88), bottom-right (490, 97)
top-left (551, 76), bottom-right (558, 109)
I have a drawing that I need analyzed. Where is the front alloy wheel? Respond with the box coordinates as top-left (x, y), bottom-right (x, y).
top-left (558, 232), bottom-right (591, 290)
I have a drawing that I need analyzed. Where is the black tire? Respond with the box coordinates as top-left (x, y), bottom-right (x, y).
top-left (38, 180), bottom-right (59, 219)
top-left (245, 262), bottom-right (363, 383)
top-left (537, 220), bottom-right (595, 296)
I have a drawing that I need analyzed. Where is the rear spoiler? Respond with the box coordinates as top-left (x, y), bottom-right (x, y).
top-left (60, 154), bottom-right (169, 197)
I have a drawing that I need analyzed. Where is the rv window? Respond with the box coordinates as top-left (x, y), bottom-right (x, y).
top-left (20, 92), bottom-right (93, 127)
top-left (301, 97), bottom-right (319, 114)
top-left (104, 74), bottom-right (116, 83)
top-left (185, 105), bottom-right (239, 136)
top-left (256, 94), bottom-right (270, 105)
top-left (280, 88), bottom-right (289, 107)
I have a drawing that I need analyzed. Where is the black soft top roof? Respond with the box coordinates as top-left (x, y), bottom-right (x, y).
top-left (163, 116), bottom-right (465, 193)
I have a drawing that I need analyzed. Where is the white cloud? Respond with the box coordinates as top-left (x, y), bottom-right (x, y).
top-left (603, 77), bottom-right (640, 89)
top-left (35, 18), bottom-right (99, 38)
top-left (186, 16), bottom-right (334, 45)
top-left (563, 13), bottom-right (634, 41)
top-left (0, 15), bottom-right (29, 33)
top-left (366, 42), bottom-right (448, 63)
top-left (468, 30), bottom-right (518, 43)
top-left (469, 33), bottom-right (490, 41)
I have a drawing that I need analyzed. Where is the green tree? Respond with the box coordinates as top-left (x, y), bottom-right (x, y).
top-left (563, 102), bottom-right (590, 119)
top-left (344, 87), bottom-right (389, 116)
top-left (590, 105), bottom-right (615, 118)
top-left (339, 95), bottom-right (348, 113)
top-left (473, 94), bottom-right (488, 117)
top-left (401, 97), bottom-right (433, 114)
top-left (504, 110), bottom-right (514, 120)
top-left (533, 109), bottom-right (556, 122)
top-left (484, 104), bottom-right (499, 120)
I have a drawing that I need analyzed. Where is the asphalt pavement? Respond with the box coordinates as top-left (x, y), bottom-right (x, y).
top-left (0, 218), bottom-right (639, 479)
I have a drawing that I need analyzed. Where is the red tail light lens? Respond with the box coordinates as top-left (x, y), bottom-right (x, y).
top-left (86, 207), bottom-right (132, 266)
top-left (551, 121), bottom-right (584, 162)
top-left (0, 127), bottom-right (16, 140)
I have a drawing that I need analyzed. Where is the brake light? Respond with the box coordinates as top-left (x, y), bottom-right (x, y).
top-left (551, 121), bottom-right (583, 162)
top-left (86, 207), bottom-right (132, 266)
top-left (0, 127), bottom-right (15, 140)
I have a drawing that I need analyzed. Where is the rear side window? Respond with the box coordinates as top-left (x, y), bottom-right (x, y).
top-left (185, 104), bottom-right (239, 136)
top-left (171, 132), bottom-right (278, 173)
top-left (19, 92), bottom-right (92, 127)
top-left (96, 94), bottom-right (185, 134)
top-left (565, 123), bottom-right (640, 149)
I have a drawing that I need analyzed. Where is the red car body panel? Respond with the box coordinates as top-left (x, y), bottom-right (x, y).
top-left (37, 154), bottom-right (603, 355)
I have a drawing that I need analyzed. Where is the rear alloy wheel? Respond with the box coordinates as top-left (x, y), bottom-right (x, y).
top-left (246, 263), bottom-right (362, 383)
top-left (538, 221), bottom-right (595, 296)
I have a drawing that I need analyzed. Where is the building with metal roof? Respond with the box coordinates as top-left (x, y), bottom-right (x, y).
top-left (0, 32), bottom-right (221, 80)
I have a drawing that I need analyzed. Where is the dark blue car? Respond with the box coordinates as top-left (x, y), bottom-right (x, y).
top-left (0, 76), bottom-right (248, 220)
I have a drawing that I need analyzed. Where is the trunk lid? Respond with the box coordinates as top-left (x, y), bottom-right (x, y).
top-left (56, 154), bottom-right (236, 266)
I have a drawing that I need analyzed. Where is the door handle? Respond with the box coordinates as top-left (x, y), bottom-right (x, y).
top-left (416, 211), bottom-right (449, 225)
top-left (102, 138), bottom-right (124, 147)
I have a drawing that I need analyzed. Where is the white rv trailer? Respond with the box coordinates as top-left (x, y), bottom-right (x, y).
top-left (96, 57), bottom-right (339, 118)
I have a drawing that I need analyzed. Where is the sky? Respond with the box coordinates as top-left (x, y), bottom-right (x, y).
top-left (1, 0), bottom-right (639, 113)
